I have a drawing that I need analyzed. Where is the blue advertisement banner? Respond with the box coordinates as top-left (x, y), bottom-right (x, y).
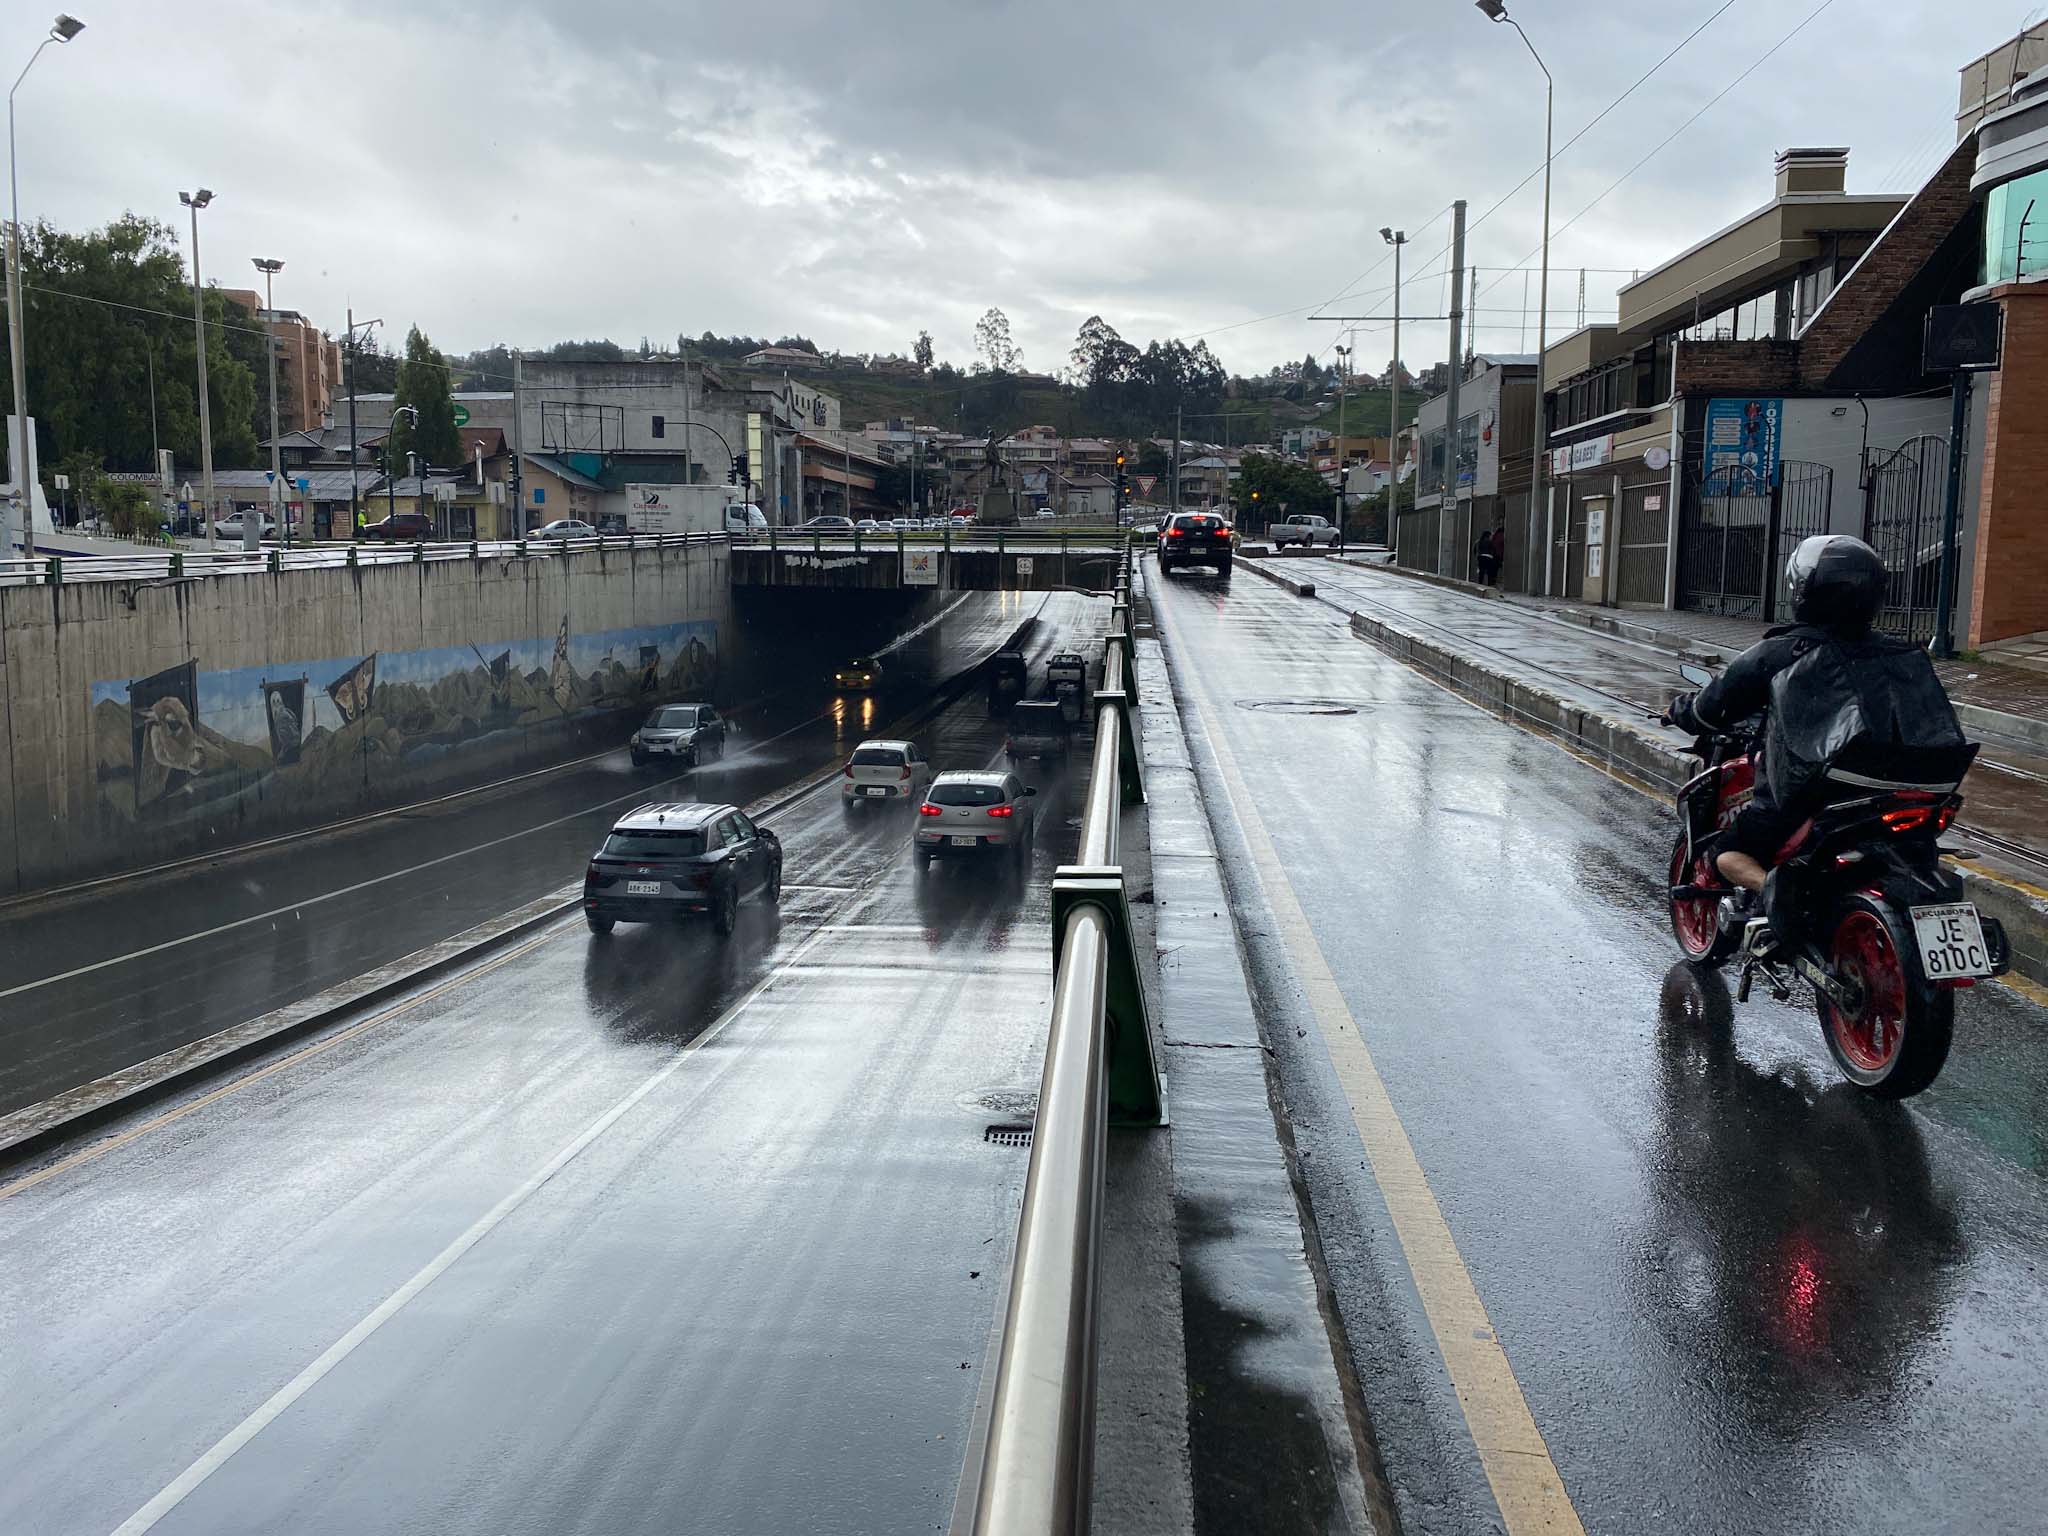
top-left (1703, 397), bottom-right (1782, 491)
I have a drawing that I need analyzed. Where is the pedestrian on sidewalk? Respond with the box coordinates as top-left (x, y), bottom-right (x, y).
top-left (1473, 525), bottom-right (1500, 586)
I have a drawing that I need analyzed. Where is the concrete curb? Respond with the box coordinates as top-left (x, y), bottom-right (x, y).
top-left (1333, 554), bottom-right (1502, 602)
top-left (1238, 558), bottom-right (1317, 598)
top-left (1955, 700), bottom-right (2048, 756)
top-left (1342, 604), bottom-right (2048, 990)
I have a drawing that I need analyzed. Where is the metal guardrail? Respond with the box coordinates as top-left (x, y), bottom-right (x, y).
top-left (953, 547), bottom-right (1162, 1536)
top-left (0, 529), bottom-right (735, 587)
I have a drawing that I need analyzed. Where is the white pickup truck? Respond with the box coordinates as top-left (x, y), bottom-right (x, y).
top-left (1271, 514), bottom-right (1340, 549)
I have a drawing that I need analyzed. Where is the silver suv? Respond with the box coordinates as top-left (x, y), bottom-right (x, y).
top-left (630, 703), bottom-right (726, 768)
top-left (915, 771), bottom-right (1038, 871)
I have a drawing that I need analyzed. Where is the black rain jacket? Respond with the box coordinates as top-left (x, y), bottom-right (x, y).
top-left (1669, 624), bottom-right (1969, 810)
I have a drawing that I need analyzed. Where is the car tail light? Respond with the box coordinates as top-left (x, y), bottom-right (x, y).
top-left (1166, 530), bottom-right (1183, 540)
top-left (919, 803), bottom-right (943, 816)
top-left (689, 868), bottom-right (714, 888)
top-left (844, 762), bottom-right (855, 777)
top-left (899, 765), bottom-right (912, 780)
top-left (986, 804), bottom-right (1015, 818)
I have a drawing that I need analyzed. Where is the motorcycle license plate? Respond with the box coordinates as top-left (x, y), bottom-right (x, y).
top-left (1910, 903), bottom-right (1995, 980)
top-left (626, 880), bottom-right (662, 896)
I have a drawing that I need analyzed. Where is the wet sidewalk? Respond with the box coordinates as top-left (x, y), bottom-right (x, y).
top-left (1280, 554), bottom-right (2048, 983)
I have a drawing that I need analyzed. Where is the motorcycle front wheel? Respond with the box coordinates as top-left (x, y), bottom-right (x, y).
top-left (1668, 832), bottom-right (1737, 966)
top-left (1815, 893), bottom-right (1954, 1098)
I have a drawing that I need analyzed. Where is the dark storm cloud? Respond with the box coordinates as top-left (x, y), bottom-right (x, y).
top-left (14, 1), bottom-right (2036, 378)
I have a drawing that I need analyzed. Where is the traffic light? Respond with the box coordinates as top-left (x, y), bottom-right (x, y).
top-left (729, 452), bottom-right (749, 485)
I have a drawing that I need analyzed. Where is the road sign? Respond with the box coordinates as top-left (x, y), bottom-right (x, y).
top-left (1015, 557), bottom-right (1034, 577)
top-left (53, 473), bottom-right (69, 491)
top-left (452, 404), bottom-right (471, 427)
top-left (296, 477), bottom-right (311, 493)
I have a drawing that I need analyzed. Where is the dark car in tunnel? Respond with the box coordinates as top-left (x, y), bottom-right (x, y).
top-left (584, 802), bottom-right (781, 936)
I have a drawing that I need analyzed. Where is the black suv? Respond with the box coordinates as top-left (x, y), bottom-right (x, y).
top-left (987, 651), bottom-right (1029, 715)
top-left (1158, 512), bottom-right (1233, 577)
top-left (583, 801), bottom-right (782, 937)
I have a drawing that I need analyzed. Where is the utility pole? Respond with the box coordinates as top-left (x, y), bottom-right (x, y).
top-left (253, 257), bottom-right (283, 549)
top-left (510, 348), bottom-right (525, 536)
top-left (679, 342), bottom-right (692, 486)
top-left (1334, 340), bottom-right (1350, 538)
top-left (1440, 198), bottom-right (1466, 576)
top-left (1172, 403), bottom-right (1182, 516)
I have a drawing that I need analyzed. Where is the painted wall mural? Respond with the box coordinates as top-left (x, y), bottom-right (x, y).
top-left (90, 617), bottom-right (718, 823)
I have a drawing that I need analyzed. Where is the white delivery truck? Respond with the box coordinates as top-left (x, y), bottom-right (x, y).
top-left (624, 483), bottom-right (769, 536)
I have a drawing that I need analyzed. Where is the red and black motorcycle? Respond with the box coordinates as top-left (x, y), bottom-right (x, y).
top-left (1665, 665), bottom-right (2011, 1098)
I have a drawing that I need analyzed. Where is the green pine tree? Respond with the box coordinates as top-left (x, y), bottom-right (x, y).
top-left (385, 325), bottom-right (462, 472)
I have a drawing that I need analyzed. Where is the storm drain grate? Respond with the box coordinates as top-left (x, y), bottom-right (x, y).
top-left (983, 1123), bottom-right (1034, 1147)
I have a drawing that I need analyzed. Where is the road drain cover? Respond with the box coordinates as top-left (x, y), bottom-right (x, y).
top-left (984, 1124), bottom-right (1034, 1147)
top-left (1236, 698), bottom-right (1364, 716)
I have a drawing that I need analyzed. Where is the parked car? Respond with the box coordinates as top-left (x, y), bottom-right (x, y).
top-left (802, 515), bottom-right (854, 531)
top-left (855, 518), bottom-right (886, 532)
top-left (159, 508), bottom-right (204, 538)
top-left (835, 655), bottom-right (884, 690)
top-left (583, 801), bottom-right (781, 936)
top-left (537, 518), bottom-right (600, 540)
top-left (1158, 511), bottom-right (1233, 578)
top-left (1272, 513), bottom-right (1341, 549)
top-left (212, 510), bottom-right (277, 541)
top-left (890, 517), bottom-right (917, 530)
top-left (842, 738), bottom-right (932, 810)
top-left (629, 702), bottom-right (726, 768)
top-left (914, 772), bottom-right (1038, 872)
top-left (1032, 507), bottom-right (1057, 519)
top-left (1005, 700), bottom-right (1071, 763)
top-left (987, 651), bottom-right (1028, 714)
top-left (360, 510), bottom-right (434, 541)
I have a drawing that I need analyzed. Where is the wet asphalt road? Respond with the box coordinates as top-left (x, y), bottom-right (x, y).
top-left (1150, 565), bottom-right (2048, 1536)
top-left (1, 594), bottom-right (1105, 1535)
top-left (0, 589), bottom-right (1049, 1117)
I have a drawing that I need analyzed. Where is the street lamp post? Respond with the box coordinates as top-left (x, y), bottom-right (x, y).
top-left (6, 13), bottom-right (84, 558)
top-left (253, 257), bottom-right (284, 549)
top-left (1380, 228), bottom-right (1408, 541)
top-left (179, 188), bottom-right (217, 550)
top-left (1333, 340), bottom-right (1351, 540)
top-left (343, 312), bottom-right (380, 540)
top-left (386, 404), bottom-right (418, 532)
top-left (1478, 0), bottom-right (1552, 596)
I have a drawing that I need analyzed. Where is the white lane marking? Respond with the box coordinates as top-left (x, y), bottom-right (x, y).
top-left (0, 712), bottom-right (835, 1003)
top-left (105, 921), bottom-right (835, 1536)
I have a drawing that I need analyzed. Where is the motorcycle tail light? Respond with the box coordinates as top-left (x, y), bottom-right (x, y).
top-left (919, 803), bottom-right (943, 817)
top-left (1936, 803), bottom-right (1958, 832)
top-left (1882, 806), bottom-right (1935, 833)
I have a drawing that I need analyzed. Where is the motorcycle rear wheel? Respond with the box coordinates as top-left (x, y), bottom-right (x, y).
top-left (1668, 832), bottom-right (1737, 966)
top-left (1815, 893), bottom-right (1954, 1098)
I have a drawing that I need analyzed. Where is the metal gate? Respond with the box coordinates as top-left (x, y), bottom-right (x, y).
top-left (1676, 461), bottom-right (1832, 620)
top-left (1862, 435), bottom-right (1954, 644)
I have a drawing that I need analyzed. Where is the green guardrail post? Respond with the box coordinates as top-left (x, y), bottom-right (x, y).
top-left (515, 539), bottom-right (527, 559)
top-left (170, 551), bottom-right (184, 577)
top-left (45, 556), bottom-right (61, 585)
top-left (469, 540), bottom-right (480, 559)
top-left (769, 523), bottom-right (779, 553)
top-left (267, 549), bottom-right (281, 574)
top-left (1051, 866), bottom-right (1164, 1127)
top-left (413, 541), bottom-right (425, 564)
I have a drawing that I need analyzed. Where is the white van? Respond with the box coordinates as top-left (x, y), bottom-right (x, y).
top-left (725, 503), bottom-right (768, 533)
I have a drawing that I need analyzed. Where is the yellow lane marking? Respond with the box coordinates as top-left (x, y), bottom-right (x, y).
top-left (0, 925), bottom-right (566, 1203)
top-left (1163, 603), bottom-right (1586, 1535)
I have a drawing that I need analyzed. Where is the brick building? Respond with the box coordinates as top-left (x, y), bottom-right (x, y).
top-left (219, 290), bottom-right (344, 436)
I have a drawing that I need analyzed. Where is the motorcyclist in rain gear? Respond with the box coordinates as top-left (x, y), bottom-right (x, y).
top-left (1664, 535), bottom-right (1967, 931)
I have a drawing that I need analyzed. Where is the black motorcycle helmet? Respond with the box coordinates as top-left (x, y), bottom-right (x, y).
top-left (1785, 534), bottom-right (1886, 634)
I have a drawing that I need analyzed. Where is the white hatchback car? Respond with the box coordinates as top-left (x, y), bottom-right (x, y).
top-left (843, 738), bottom-right (931, 810)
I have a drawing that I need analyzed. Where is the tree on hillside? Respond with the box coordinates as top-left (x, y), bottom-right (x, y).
top-left (385, 326), bottom-right (462, 472)
top-left (914, 329), bottom-right (934, 371)
top-left (1, 215), bottom-right (263, 476)
top-left (972, 308), bottom-right (1020, 375)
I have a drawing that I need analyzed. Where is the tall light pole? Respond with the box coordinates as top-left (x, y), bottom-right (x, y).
top-left (1333, 340), bottom-right (1351, 539)
top-left (1381, 228), bottom-right (1407, 539)
top-left (6, 13), bottom-right (84, 556)
top-left (180, 188), bottom-right (217, 549)
top-left (1479, 0), bottom-right (1552, 595)
top-left (252, 257), bottom-right (284, 548)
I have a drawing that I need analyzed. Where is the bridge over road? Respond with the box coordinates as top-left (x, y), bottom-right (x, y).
top-left (732, 532), bottom-right (1131, 591)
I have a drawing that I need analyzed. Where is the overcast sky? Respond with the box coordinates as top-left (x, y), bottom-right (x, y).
top-left (14, 1), bottom-right (2037, 381)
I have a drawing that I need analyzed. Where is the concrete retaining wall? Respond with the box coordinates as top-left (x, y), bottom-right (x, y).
top-left (0, 543), bottom-right (733, 894)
